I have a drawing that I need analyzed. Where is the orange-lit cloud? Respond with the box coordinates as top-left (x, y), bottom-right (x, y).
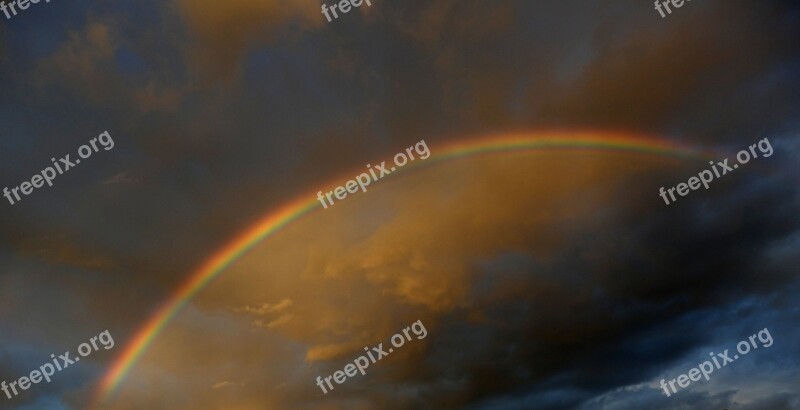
top-left (107, 148), bottom-right (682, 408)
top-left (173, 0), bottom-right (322, 82)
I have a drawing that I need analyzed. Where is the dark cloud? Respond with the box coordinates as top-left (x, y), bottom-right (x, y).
top-left (0, 0), bottom-right (798, 408)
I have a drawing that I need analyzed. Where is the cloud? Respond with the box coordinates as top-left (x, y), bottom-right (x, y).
top-left (133, 83), bottom-right (183, 114)
top-left (13, 234), bottom-right (115, 270)
top-left (31, 20), bottom-right (119, 103)
top-left (103, 172), bottom-right (140, 186)
top-left (108, 145), bottom-right (800, 409)
top-left (1, 0), bottom-right (798, 408)
top-left (237, 298), bottom-right (293, 315)
top-left (173, 0), bottom-right (323, 82)
top-left (255, 313), bottom-right (294, 330)
top-left (211, 380), bottom-right (233, 389)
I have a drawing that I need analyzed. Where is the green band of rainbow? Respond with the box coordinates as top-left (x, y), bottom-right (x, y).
top-left (93, 132), bottom-right (705, 406)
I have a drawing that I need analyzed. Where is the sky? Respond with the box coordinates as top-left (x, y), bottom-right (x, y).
top-left (1, 0), bottom-right (799, 409)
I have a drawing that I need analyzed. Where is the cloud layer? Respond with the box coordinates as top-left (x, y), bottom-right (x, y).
top-left (0, 0), bottom-right (798, 409)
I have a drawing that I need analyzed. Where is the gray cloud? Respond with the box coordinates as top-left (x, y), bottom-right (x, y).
top-left (0, 0), bottom-right (798, 408)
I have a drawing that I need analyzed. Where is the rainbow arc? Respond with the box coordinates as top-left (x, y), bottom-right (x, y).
top-left (94, 131), bottom-right (705, 406)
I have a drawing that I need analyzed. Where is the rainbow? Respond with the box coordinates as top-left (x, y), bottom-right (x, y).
top-left (93, 131), bottom-right (705, 406)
